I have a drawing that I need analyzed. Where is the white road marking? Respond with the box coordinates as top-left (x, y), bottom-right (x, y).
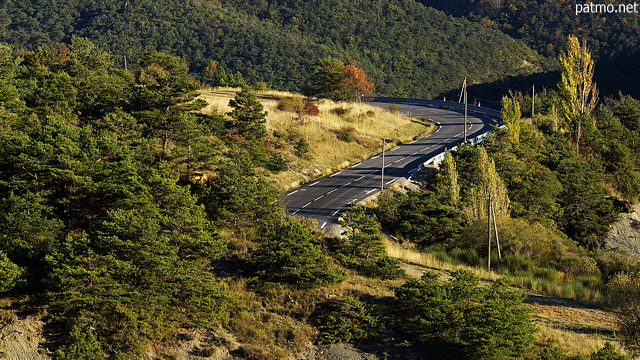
top-left (372, 155), bottom-right (380, 159)
top-left (355, 176), bottom-right (364, 181)
top-left (327, 189), bottom-right (337, 194)
top-left (386, 179), bottom-right (396, 184)
top-left (353, 162), bottom-right (362, 167)
top-left (321, 222), bottom-right (327, 229)
top-left (332, 209), bottom-right (341, 216)
top-left (302, 202), bottom-right (312, 208)
top-left (330, 172), bottom-right (342, 177)
top-left (390, 148), bottom-right (398, 151)
top-left (366, 189), bottom-right (377, 194)
top-left (309, 181), bottom-right (319, 186)
top-left (287, 190), bottom-right (299, 196)
top-left (314, 195), bottom-right (324, 201)
top-left (293, 209), bottom-right (300, 215)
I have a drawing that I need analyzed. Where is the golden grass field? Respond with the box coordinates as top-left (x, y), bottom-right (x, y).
top-left (197, 87), bottom-right (435, 190)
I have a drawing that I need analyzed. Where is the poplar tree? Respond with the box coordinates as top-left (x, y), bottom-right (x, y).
top-left (434, 152), bottom-right (460, 206)
top-left (468, 147), bottom-right (510, 219)
top-left (501, 96), bottom-right (522, 144)
top-left (558, 35), bottom-right (598, 154)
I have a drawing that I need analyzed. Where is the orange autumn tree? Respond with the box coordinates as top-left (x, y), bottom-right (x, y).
top-left (340, 58), bottom-right (374, 100)
top-left (307, 57), bottom-right (374, 101)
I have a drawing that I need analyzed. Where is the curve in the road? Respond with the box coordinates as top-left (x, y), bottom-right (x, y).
top-left (279, 101), bottom-right (501, 235)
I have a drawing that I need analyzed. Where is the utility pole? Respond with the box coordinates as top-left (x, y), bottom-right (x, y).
top-left (532, 84), bottom-right (535, 117)
top-left (464, 89), bottom-right (468, 143)
top-left (492, 201), bottom-right (502, 260)
top-left (458, 77), bottom-right (467, 103)
top-left (487, 193), bottom-right (492, 270)
top-left (381, 138), bottom-right (385, 191)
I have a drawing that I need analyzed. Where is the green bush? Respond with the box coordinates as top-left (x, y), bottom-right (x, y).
top-left (311, 297), bottom-right (383, 344)
top-left (295, 138), bottom-right (310, 155)
top-left (338, 132), bottom-right (354, 142)
top-left (265, 154), bottom-right (289, 173)
top-left (331, 107), bottom-right (351, 116)
top-left (396, 270), bottom-right (537, 359)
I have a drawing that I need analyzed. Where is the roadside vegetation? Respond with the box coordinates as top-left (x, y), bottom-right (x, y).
top-left (0, 33), bottom-right (638, 360)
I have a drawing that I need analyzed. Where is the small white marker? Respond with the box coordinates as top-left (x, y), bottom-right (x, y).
top-left (309, 181), bottom-right (320, 186)
top-left (366, 189), bottom-right (376, 194)
top-left (330, 172), bottom-right (342, 177)
top-left (287, 190), bottom-right (299, 196)
top-left (386, 179), bottom-right (396, 184)
top-left (321, 222), bottom-right (327, 229)
top-left (332, 209), bottom-right (341, 216)
top-left (353, 162), bottom-right (362, 167)
top-left (292, 209), bottom-right (300, 215)
top-left (372, 155), bottom-right (380, 159)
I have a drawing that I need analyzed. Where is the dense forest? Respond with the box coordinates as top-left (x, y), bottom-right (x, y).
top-left (2, 1), bottom-right (640, 359)
top-left (0, 0), bottom-right (545, 97)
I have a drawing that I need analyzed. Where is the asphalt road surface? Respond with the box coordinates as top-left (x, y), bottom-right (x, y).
top-left (279, 102), bottom-right (501, 235)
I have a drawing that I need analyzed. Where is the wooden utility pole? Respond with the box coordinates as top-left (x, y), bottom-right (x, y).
top-left (492, 201), bottom-right (502, 260)
top-left (381, 138), bottom-right (385, 191)
top-left (532, 85), bottom-right (535, 117)
top-left (487, 193), bottom-right (492, 270)
top-left (464, 89), bottom-right (468, 143)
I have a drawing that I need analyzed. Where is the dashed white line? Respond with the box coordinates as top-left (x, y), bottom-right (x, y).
top-left (302, 202), bottom-right (312, 208)
top-left (353, 162), bottom-right (362, 167)
top-left (386, 179), bottom-right (396, 184)
top-left (342, 182), bottom-right (353, 187)
top-left (366, 189), bottom-right (377, 194)
top-left (287, 190), bottom-right (299, 196)
top-left (321, 222), bottom-right (327, 229)
top-left (372, 155), bottom-right (380, 159)
top-left (309, 181), bottom-right (320, 186)
top-left (355, 176), bottom-right (365, 181)
top-left (390, 148), bottom-right (398, 152)
top-left (327, 189), bottom-right (337, 194)
top-left (332, 209), bottom-right (341, 216)
top-left (314, 195), bottom-right (324, 201)
top-left (293, 209), bottom-right (300, 215)
top-left (330, 172), bottom-right (342, 177)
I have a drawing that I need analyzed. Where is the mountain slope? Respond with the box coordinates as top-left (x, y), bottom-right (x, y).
top-left (0, 0), bottom-right (546, 97)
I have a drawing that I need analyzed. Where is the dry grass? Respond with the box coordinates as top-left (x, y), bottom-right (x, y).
top-left (384, 239), bottom-right (502, 282)
top-left (535, 324), bottom-right (618, 356)
top-left (197, 88), bottom-right (434, 190)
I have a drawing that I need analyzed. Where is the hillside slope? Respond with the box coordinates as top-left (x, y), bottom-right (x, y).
top-left (0, 0), bottom-right (546, 97)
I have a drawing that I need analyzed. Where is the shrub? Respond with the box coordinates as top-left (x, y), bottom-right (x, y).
top-left (311, 297), bottom-right (383, 344)
top-left (396, 270), bottom-right (537, 359)
top-left (277, 97), bottom-right (305, 113)
top-left (338, 132), bottom-right (353, 142)
top-left (295, 138), bottom-right (310, 155)
top-left (331, 107), bottom-right (351, 116)
top-left (304, 100), bottom-right (320, 116)
top-left (265, 154), bottom-right (289, 173)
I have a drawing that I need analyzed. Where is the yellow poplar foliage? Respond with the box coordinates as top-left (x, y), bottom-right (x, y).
top-left (467, 147), bottom-right (510, 219)
top-left (501, 96), bottom-right (521, 144)
top-left (558, 35), bottom-right (598, 122)
top-left (435, 152), bottom-right (460, 205)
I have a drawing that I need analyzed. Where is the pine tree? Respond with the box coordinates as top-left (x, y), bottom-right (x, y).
top-left (227, 86), bottom-right (268, 140)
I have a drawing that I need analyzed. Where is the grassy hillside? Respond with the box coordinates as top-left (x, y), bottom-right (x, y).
top-left (0, 0), bottom-right (546, 98)
top-left (198, 88), bottom-right (434, 189)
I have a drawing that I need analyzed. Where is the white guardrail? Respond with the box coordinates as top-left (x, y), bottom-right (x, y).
top-left (362, 96), bottom-right (504, 178)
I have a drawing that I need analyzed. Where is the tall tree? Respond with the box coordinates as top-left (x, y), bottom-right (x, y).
top-left (501, 96), bottom-right (522, 144)
top-left (558, 35), bottom-right (598, 154)
top-left (227, 86), bottom-right (268, 140)
top-left (434, 152), bottom-right (461, 205)
top-left (468, 147), bottom-right (510, 219)
top-left (306, 57), bottom-right (374, 101)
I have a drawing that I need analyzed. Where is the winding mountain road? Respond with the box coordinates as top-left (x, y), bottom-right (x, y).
top-left (279, 100), bottom-right (501, 235)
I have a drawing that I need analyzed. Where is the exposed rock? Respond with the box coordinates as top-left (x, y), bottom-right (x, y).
top-left (605, 203), bottom-right (640, 255)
